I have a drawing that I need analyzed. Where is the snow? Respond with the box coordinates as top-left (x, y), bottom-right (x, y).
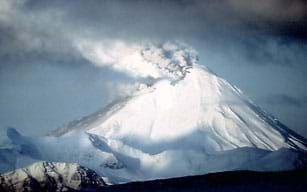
top-left (87, 64), bottom-right (304, 152)
top-left (0, 161), bottom-right (106, 191)
top-left (1, 42), bottom-right (307, 184)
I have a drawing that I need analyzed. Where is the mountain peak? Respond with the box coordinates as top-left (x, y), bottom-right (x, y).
top-left (86, 65), bottom-right (307, 152)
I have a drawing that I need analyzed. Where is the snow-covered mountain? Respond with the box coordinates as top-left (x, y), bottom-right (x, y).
top-left (1, 42), bottom-right (307, 184)
top-left (0, 161), bottom-right (106, 192)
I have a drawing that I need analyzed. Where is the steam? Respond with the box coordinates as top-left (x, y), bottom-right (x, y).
top-left (76, 41), bottom-right (198, 81)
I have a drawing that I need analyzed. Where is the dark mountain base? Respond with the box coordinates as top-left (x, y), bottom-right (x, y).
top-left (102, 170), bottom-right (307, 192)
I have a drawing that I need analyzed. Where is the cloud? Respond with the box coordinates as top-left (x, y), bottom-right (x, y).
top-left (262, 94), bottom-right (307, 107)
top-left (19, 0), bottom-right (307, 39)
top-left (229, 36), bottom-right (307, 67)
top-left (3, 0), bottom-right (307, 39)
top-left (228, 0), bottom-right (307, 20)
top-left (0, 0), bottom-right (81, 66)
top-left (1, 0), bottom-right (306, 68)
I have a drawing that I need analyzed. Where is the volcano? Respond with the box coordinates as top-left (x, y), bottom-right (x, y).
top-left (1, 43), bottom-right (307, 184)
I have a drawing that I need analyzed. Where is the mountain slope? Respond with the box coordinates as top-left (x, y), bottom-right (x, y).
top-left (85, 65), bottom-right (306, 152)
top-left (2, 128), bottom-right (307, 184)
top-left (101, 170), bottom-right (307, 192)
top-left (0, 161), bottom-right (106, 192)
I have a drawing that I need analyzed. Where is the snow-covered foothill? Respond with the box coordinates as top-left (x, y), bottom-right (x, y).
top-left (0, 161), bottom-right (106, 192)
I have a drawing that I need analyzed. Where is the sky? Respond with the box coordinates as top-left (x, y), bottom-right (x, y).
top-left (0, 0), bottom-right (307, 137)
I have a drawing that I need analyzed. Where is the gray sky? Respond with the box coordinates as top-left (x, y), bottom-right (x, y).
top-left (0, 0), bottom-right (307, 137)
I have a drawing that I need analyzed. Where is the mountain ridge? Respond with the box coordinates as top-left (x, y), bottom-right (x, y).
top-left (0, 161), bottom-right (106, 192)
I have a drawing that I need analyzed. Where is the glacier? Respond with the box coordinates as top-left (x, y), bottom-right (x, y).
top-left (1, 42), bottom-right (306, 184)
